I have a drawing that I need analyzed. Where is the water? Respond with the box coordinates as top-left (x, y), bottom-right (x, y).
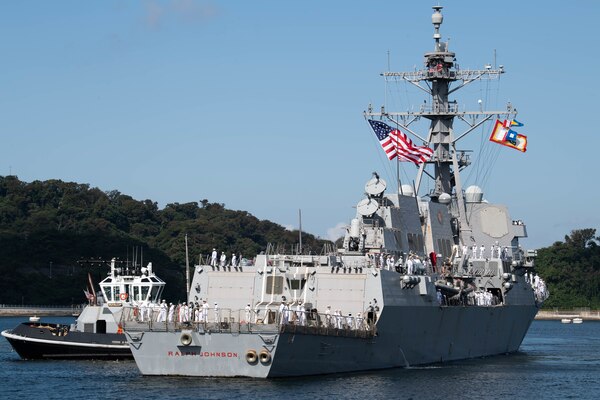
top-left (2, 317), bottom-right (599, 399)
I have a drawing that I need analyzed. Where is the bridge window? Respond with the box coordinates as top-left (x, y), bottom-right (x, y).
top-left (287, 278), bottom-right (306, 291)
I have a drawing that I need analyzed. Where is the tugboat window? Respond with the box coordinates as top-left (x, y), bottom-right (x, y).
top-left (141, 286), bottom-right (150, 300)
top-left (150, 286), bottom-right (160, 302)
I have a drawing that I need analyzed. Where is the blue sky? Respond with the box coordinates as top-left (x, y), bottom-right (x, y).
top-left (0, 1), bottom-right (597, 250)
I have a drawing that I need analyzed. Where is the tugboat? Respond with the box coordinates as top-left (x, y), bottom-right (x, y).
top-left (2, 258), bottom-right (166, 359)
top-left (122, 6), bottom-right (548, 377)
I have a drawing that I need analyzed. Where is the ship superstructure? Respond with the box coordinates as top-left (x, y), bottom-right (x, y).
top-left (122, 6), bottom-right (548, 378)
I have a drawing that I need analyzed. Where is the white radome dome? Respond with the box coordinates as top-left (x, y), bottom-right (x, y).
top-left (400, 184), bottom-right (415, 197)
top-left (438, 192), bottom-right (451, 204)
top-left (465, 185), bottom-right (484, 203)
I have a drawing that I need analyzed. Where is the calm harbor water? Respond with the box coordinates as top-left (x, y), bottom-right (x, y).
top-left (1, 316), bottom-right (599, 399)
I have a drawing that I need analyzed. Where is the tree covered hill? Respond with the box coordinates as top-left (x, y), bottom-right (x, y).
top-left (535, 229), bottom-right (600, 309)
top-left (0, 175), bottom-right (330, 305)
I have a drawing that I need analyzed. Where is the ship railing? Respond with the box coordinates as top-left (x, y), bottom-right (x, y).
top-left (120, 307), bottom-right (377, 338)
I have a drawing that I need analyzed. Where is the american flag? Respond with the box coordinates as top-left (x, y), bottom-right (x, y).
top-left (368, 120), bottom-right (433, 164)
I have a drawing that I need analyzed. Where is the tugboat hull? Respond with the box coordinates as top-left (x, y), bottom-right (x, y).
top-left (2, 323), bottom-right (130, 360)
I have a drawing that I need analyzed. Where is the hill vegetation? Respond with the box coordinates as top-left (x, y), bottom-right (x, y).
top-left (535, 229), bottom-right (600, 309)
top-left (0, 176), bottom-right (330, 305)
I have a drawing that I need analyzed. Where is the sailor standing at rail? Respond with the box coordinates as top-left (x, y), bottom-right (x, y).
top-left (168, 303), bottom-right (174, 322)
top-left (356, 312), bottom-right (364, 330)
top-left (471, 244), bottom-right (477, 258)
top-left (232, 253), bottom-right (238, 268)
top-left (406, 255), bottom-right (414, 275)
top-left (479, 244), bottom-right (486, 259)
top-left (184, 302), bottom-right (190, 322)
top-left (325, 305), bottom-right (332, 327)
top-left (336, 310), bottom-right (343, 329)
top-left (140, 301), bottom-right (146, 322)
top-left (177, 302), bottom-right (184, 322)
top-left (278, 301), bottom-right (285, 324)
top-left (244, 303), bottom-right (252, 323)
top-left (213, 302), bottom-right (220, 323)
top-left (201, 300), bottom-right (209, 322)
top-left (157, 300), bottom-right (167, 322)
top-left (283, 302), bottom-right (291, 325)
top-left (299, 302), bottom-right (306, 326)
top-left (294, 302), bottom-right (302, 324)
top-left (346, 313), bottom-right (353, 329)
top-left (211, 248), bottom-right (218, 267)
top-left (220, 252), bottom-right (227, 268)
top-left (147, 302), bottom-right (154, 321)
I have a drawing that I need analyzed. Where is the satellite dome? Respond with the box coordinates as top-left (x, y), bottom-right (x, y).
top-left (438, 193), bottom-right (451, 204)
top-left (465, 186), bottom-right (483, 203)
top-left (400, 184), bottom-right (414, 197)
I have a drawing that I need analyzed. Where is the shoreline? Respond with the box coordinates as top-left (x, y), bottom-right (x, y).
top-left (535, 310), bottom-right (600, 321)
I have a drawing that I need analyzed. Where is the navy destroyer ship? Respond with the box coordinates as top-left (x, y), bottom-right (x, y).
top-left (2, 258), bottom-right (165, 359)
top-left (122, 6), bottom-right (548, 377)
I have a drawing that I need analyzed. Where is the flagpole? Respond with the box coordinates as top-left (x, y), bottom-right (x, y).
top-left (397, 153), bottom-right (403, 196)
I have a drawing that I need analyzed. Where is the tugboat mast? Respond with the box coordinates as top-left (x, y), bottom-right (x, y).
top-left (365, 5), bottom-right (517, 245)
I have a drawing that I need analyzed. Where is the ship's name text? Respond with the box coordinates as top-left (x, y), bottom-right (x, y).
top-left (168, 351), bottom-right (238, 358)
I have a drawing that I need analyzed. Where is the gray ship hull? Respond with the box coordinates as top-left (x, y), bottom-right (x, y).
top-left (126, 303), bottom-right (537, 377)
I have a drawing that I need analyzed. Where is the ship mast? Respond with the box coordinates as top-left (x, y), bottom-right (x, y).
top-left (365, 6), bottom-right (517, 244)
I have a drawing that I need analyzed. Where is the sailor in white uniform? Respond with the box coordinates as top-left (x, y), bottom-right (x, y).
top-left (479, 244), bottom-right (485, 259)
top-left (346, 313), bottom-right (353, 329)
top-left (298, 302), bottom-right (306, 326)
top-left (168, 303), bottom-right (174, 322)
top-left (406, 255), bottom-right (414, 275)
top-left (213, 302), bottom-right (220, 323)
top-left (356, 312), bottom-right (364, 330)
top-left (244, 303), bottom-right (252, 323)
top-left (211, 248), bottom-right (218, 267)
top-left (157, 300), bottom-right (167, 322)
top-left (139, 301), bottom-right (146, 322)
top-left (201, 300), bottom-right (209, 322)
top-left (325, 305), bottom-right (332, 327)
top-left (232, 253), bottom-right (238, 268)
